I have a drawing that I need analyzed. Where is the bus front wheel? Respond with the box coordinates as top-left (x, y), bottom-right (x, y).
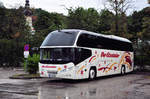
top-left (89, 68), bottom-right (96, 80)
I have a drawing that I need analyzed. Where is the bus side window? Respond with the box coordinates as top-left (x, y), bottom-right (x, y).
top-left (77, 34), bottom-right (87, 47)
top-left (77, 33), bottom-right (101, 49)
top-left (80, 49), bottom-right (92, 60)
top-left (97, 37), bottom-right (108, 49)
top-left (77, 33), bottom-right (133, 52)
top-left (75, 48), bottom-right (91, 65)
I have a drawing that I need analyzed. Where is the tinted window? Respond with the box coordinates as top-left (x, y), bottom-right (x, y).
top-left (77, 34), bottom-right (98, 48)
top-left (105, 39), bottom-right (133, 51)
top-left (40, 48), bottom-right (75, 64)
top-left (75, 48), bottom-right (92, 64)
top-left (41, 31), bottom-right (78, 46)
top-left (77, 33), bottom-right (133, 51)
top-left (40, 48), bottom-right (91, 65)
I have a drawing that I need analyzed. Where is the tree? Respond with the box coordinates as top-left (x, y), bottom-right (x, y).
top-left (0, 7), bottom-right (29, 39)
top-left (106, 0), bottom-right (133, 36)
top-left (128, 7), bottom-right (150, 68)
top-left (0, 7), bottom-right (30, 67)
top-left (140, 16), bottom-right (150, 40)
top-left (31, 8), bottom-right (67, 47)
top-left (67, 7), bottom-right (100, 32)
top-left (98, 9), bottom-right (114, 34)
top-left (33, 9), bottom-right (67, 38)
top-left (0, 7), bottom-right (7, 38)
top-left (128, 7), bottom-right (150, 38)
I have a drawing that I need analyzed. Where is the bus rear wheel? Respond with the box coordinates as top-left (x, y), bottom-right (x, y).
top-left (121, 65), bottom-right (126, 75)
top-left (89, 68), bottom-right (96, 80)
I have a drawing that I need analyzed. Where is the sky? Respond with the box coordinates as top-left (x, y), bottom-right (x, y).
top-left (0, 0), bottom-right (149, 15)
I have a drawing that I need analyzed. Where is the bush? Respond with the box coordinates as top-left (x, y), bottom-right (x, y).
top-left (24, 54), bottom-right (40, 74)
top-left (0, 39), bottom-right (24, 67)
top-left (135, 55), bottom-right (150, 66)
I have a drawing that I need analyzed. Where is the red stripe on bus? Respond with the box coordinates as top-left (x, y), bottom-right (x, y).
top-left (98, 67), bottom-right (109, 72)
top-left (42, 66), bottom-right (56, 68)
top-left (98, 67), bottom-right (105, 71)
top-left (89, 56), bottom-right (96, 63)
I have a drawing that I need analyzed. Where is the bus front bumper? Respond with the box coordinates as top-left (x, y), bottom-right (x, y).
top-left (39, 63), bottom-right (76, 79)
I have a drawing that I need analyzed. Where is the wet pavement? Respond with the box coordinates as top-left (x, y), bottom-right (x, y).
top-left (0, 68), bottom-right (150, 99)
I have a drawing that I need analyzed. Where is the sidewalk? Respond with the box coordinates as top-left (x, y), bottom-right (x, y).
top-left (0, 68), bottom-right (25, 79)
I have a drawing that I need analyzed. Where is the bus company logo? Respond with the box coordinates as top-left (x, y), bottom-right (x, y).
top-left (101, 52), bottom-right (120, 58)
top-left (42, 66), bottom-right (56, 68)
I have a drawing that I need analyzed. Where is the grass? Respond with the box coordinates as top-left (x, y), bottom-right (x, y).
top-left (10, 73), bottom-right (41, 79)
top-left (145, 76), bottom-right (150, 79)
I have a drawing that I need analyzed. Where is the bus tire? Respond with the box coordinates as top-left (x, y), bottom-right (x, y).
top-left (121, 65), bottom-right (126, 75)
top-left (89, 67), bottom-right (96, 80)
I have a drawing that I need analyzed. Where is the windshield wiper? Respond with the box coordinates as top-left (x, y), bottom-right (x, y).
top-left (49, 59), bottom-right (63, 61)
top-left (63, 32), bottom-right (72, 34)
top-left (58, 30), bottom-right (73, 34)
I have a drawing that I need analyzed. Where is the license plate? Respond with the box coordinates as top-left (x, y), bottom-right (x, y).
top-left (47, 71), bottom-right (57, 78)
top-left (48, 73), bottom-right (56, 78)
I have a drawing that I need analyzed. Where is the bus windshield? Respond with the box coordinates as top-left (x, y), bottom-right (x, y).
top-left (40, 48), bottom-right (92, 64)
top-left (41, 31), bottom-right (78, 46)
top-left (40, 48), bottom-right (75, 64)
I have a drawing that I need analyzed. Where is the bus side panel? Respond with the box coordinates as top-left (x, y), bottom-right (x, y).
top-left (74, 49), bottom-right (134, 79)
top-left (95, 49), bottom-right (134, 77)
top-left (93, 49), bottom-right (120, 77)
top-left (79, 49), bottom-right (134, 78)
top-left (74, 49), bottom-right (118, 79)
top-left (74, 58), bottom-right (91, 79)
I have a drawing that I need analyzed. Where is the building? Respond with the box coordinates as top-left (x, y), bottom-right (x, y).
top-left (24, 0), bottom-right (35, 35)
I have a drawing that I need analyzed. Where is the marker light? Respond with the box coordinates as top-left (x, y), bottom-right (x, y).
top-left (64, 65), bottom-right (67, 69)
top-left (41, 71), bottom-right (44, 75)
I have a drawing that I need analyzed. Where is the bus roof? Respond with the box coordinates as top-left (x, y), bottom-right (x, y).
top-left (60, 29), bottom-right (132, 43)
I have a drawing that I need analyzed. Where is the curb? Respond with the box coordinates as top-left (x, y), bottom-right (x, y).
top-left (9, 74), bottom-right (41, 79)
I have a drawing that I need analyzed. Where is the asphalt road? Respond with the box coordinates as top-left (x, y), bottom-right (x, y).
top-left (0, 68), bottom-right (150, 99)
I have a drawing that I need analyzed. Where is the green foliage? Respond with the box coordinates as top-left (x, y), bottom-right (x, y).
top-left (131, 7), bottom-right (150, 68)
top-left (67, 7), bottom-right (129, 36)
top-left (33, 9), bottom-right (67, 37)
top-left (31, 9), bottom-right (67, 47)
top-left (128, 11), bottom-right (144, 35)
top-left (0, 7), bottom-right (29, 39)
top-left (135, 55), bottom-right (150, 66)
top-left (99, 9), bottom-right (114, 34)
top-left (25, 54), bottom-right (40, 74)
top-left (144, 42), bottom-right (150, 55)
top-left (142, 17), bottom-right (150, 39)
top-left (0, 7), bottom-right (30, 67)
top-left (128, 7), bottom-right (150, 36)
top-left (67, 7), bottom-right (100, 32)
top-left (0, 39), bottom-right (24, 66)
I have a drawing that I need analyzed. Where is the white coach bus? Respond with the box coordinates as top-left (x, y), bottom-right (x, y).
top-left (39, 29), bottom-right (134, 80)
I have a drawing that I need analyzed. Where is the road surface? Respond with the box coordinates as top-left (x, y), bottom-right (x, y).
top-left (0, 68), bottom-right (150, 99)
